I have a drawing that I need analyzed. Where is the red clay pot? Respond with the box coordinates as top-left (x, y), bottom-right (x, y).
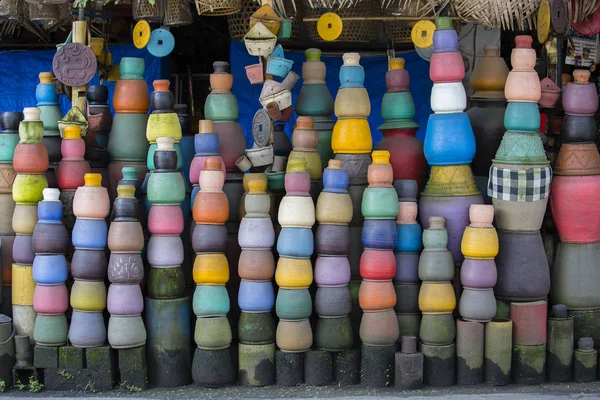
top-left (510, 300), bottom-right (547, 346)
top-left (375, 127), bottom-right (427, 190)
top-left (430, 52), bottom-right (466, 83)
top-left (360, 249), bottom-right (396, 280)
top-left (148, 205), bottom-right (184, 235)
top-left (33, 283), bottom-right (69, 314)
top-left (13, 143), bottom-right (49, 173)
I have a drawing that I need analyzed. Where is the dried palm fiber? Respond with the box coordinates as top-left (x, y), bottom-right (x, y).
top-left (453, 0), bottom-right (541, 31)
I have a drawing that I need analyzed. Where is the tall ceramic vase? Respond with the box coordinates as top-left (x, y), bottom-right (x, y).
top-left (12, 107), bottom-right (49, 342)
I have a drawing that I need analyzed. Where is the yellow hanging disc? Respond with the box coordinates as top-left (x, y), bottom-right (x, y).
top-left (411, 20), bottom-right (435, 49)
top-left (317, 12), bottom-right (343, 41)
top-left (133, 20), bottom-right (151, 49)
top-left (537, 0), bottom-right (551, 44)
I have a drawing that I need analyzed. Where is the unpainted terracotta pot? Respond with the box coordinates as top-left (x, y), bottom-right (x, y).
top-left (107, 221), bottom-right (144, 252)
top-left (276, 319), bottom-right (313, 352)
top-left (359, 309), bottom-right (399, 346)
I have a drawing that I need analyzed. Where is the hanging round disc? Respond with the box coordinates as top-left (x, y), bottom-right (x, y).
top-left (415, 44), bottom-right (434, 61)
top-left (147, 28), bottom-right (175, 58)
top-left (252, 109), bottom-right (272, 148)
top-left (317, 12), bottom-right (343, 41)
top-left (538, 0), bottom-right (551, 43)
top-left (411, 20), bottom-right (436, 49)
top-left (133, 20), bottom-right (151, 49)
top-left (52, 43), bottom-right (97, 87)
top-left (551, 0), bottom-right (569, 34)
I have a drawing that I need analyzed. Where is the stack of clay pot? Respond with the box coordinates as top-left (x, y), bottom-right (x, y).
top-left (456, 205), bottom-right (498, 385)
top-left (488, 35), bottom-right (551, 306)
top-left (107, 57), bottom-right (150, 198)
top-left (107, 183), bottom-right (146, 349)
top-left (275, 159), bottom-right (314, 354)
top-left (332, 53), bottom-right (373, 338)
top-left (375, 58), bottom-right (426, 189)
top-left (69, 173), bottom-right (109, 347)
top-left (12, 107), bottom-right (49, 341)
top-left (314, 159), bottom-right (353, 351)
top-left (550, 69), bottom-right (600, 348)
top-left (237, 176), bottom-right (276, 387)
top-left (287, 116), bottom-right (322, 194)
top-left (418, 217), bottom-right (456, 386)
top-left (393, 180), bottom-right (422, 339)
top-left (419, 17), bottom-right (483, 267)
top-left (145, 137), bottom-right (191, 387)
top-left (86, 85), bottom-right (112, 151)
top-left (36, 72), bottom-right (62, 178)
top-left (358, 150), bottom-right (399, 388)
top-left (32, 188), bottom-right (69, 347)
top-left (488, 35), bottom-right (550, 385)
top-left (191, 157), bottom-right (233, 387)
top-left (466, 46), bottom-right (509, 197)
top-left (190, 121), bottom-right (226, 213)
top-left (204, 62), bottom-right (247, 233)
top-left (57, 126), bottom-right (91, 231)
top-left (0, 112), bottom-right (21, 310)
top-left (296, 48), bottom-right (335, 167)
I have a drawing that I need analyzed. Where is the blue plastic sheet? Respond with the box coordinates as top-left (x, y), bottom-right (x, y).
top-left (229, 40), bottom-right (433, 146)
top-left (0, 44), bottom-right (163, 116)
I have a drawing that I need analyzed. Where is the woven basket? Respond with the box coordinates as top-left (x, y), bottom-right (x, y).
top-left (132, 0), bottom-right (162, 21)
top-left (58, 1), bottom-right (72, 24)
top-left (453, 0), bottom-right (541, 30)
top-left (196, 0), bottom-right (240, 16)
top-left (304, 0), bottom-right (380, 43)
top-left (227, 0), bottom-right (258, 39)
top-left (28, 2), bottom-right (58, 23)
top-left (382, 0), bottom-right (440, 43)
top-left (0, 0), bottom-right (25, 18)
top-left (164, 0), bottom-right (193, 25)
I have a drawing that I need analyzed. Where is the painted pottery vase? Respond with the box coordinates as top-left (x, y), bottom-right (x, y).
top-left (113, 58), bottom-right (150, 113)
top-left (563, 70), bottom-right (598, 116)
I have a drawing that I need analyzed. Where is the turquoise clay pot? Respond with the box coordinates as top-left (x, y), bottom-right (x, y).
top-left (504, 102), bottom-right (540, 133)
top-left (147, 143), bottom-right (184, 171)
top-left (108, 114), bottom-right (149, 162)
top-left (33, 314), bottom-right (68, 346)
top-left (492, 132), bottom-right (549, 164)
top-left (276, 288), bottom-right (312, 320)
top-left (0, 134), bottom-right (19, 163)
top-left (193, 285), bottom-right (230, 317)
top-left (147, 172), bottom-right (185, 205)
top-left (39, 106), bottom-right (62, 133)
top-left (296, 85), bottom-right (334, 117)
top-left (361, 188), bottom-right (399, 219)
top-left (120, 57), bottom-right (145, 80)
top-left (204, 94), bottom-right (239, 122)
top-left (381, 92), bottom-right (416, 122)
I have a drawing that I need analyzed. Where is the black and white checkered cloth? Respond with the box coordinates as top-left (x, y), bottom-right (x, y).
top-left (488, 165), bottom-right (552, 202)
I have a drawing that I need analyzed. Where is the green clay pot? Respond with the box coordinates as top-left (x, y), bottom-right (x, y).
top-left (194, 316), bottom-right (232, 350)
top-left (38, 105), bottom-right (61, 133)
top-left (361, 187), bottom-right (399, 219)
top-left (238, 312), bottom-right (275, 344)
top-left (397, 313), bottom-right (421, 339)
top-left (107, 113), bottom-right (149, 162)
top-left (317, 130), bottom-right (334, 169)
top-left (296, 85), bottom-right (334, 117)
top-left (18, 121), bottom-right (44, 143)
top-left (493, 132), bottom-right (549, 165)
top-left (13, 174), bottom-right (48, 204)
top-left (419, 313), bottom-right (456, 346)
top-left (276, 288), bottom-right (312, 320)
top-left (314, 315), bottom-right (354, 351)
top-left (33, 314), bottom-right (67, 346)
top-left (381, 92), bottom-right (416, 122)
top-left (120, 57), bottom-right (145, 80)
top-left (193, 285), bottom-right (230, 317)
top-left (147, 171), bottom-right (186, 205)
top-left (204, 94), bottom-right (239, 122)
top-left (147, 267), bottom-right (186, 299)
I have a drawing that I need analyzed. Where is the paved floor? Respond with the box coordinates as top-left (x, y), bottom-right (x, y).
top-left (2, 382), bottom-right (600, 399)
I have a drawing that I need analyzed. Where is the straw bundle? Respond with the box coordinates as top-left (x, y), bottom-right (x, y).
top-left (453, 0), bottom-right (541, 30)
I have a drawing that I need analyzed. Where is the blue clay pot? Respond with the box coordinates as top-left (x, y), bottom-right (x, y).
top-left (362, 219), bottom-right (397, 250)
top-left (36, 83), bottom-right (59, 106)
top-left (37, 200), bottom-right (62, 222)
top-left (504, 102), bottom-right (541, 133)
top-left (433, 29), bottom-right (458, 53)
top-left (339, 65), bottom-right (365, 88)
top-left (193, 285), bottom-right (230, 317)
top-left (194, 133), bottom-right (219, 155)
top-left (33, 254), bottom-right (68, 284)
top-left (72, 219), bottom-right (108, 249)
top-left (179, 136), bottom-right (195, 185)
top-left (394, 252), bottom-right (420, 283)
top-left (396, 224), bottom-right (423, 252)
top-left (266, 56), bottom-right (293, 78)
top-left (68, 310), bottom-right (106, 348)
top-left (277, 227), bottom-right (314, 258)
top-left (323, 166), bottom-right (349, 193)
top-left (190, 185), bottom-right (199, 212)
top-left (238, 280), bottom-right (275, 313)
top-left (276, 288), bottom-right (312, 320)
top-left (424, 112), bottom-right (476, 165)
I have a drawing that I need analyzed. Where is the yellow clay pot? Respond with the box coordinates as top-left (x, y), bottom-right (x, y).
top-left (12, 174), bottom-right (48, 204)
top-left (70, 280), bottom-right (107, 312)
top-left (193, 253), bottom-right (229, 285)
top-left (146, 113), bottom-right (183, 143)
top-left (275, 257), bottom-right (313, 288)
top-left (12, 263), bottom-right (34, 305)
top-left (418, 281), bottom-right (456, 313)
top-left (461, 226), bottom-right (499, 259)
top-left (331, 119), bottom-right (373, 154)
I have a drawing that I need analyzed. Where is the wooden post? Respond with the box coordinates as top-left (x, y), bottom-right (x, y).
top-left (71, 20), bottom-right (88, 112)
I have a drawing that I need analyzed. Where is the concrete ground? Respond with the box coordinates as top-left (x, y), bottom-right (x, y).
top-left (2, 382), bottom-right (600, 399)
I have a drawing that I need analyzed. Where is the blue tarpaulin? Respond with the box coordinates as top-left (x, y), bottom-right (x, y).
top-left (0, 44), bottom-right (163, 116)
top-left (229, 40), bottom-right (433, 146)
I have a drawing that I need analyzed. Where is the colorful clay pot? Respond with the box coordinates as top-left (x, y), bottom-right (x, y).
top-left (70, 280), bottom-right (106, 312)
top-left (359, 309), bottom-right (399, 346)
top-left (362, 219), bottom-right (397, 250)
top-left (358, 280), bottom-right (396, 311)
top-left (276, 319), bottom-right (312, 352)
top-left (238, 250), bottom-right (275, 281)
top-left (33, 314), bottom-right (67, 346)
top-left (33, 284), bottom-right (68, 314)
top-left (459, 288), bottom-right (497, 322)
top-left (68, 310), bottom-right (106, 348)
top-left (419, 313), bottom-right (456, 345)
top-left (107, 284), bottom-right (144, 315)
top-left (32, 255), bottom-right (68, 284)
top-left (360, 249), bottom-right (396, 280)
top-left (314, 256), bottom-right (351, 287)
top-left (194, 316), bottom-right (232, 350)
top-left (239, 280), bottom-right (275, 313)
top-left (460, 259), bottom-right (497, 288)
top-left (424, 113), bottom-right (476, 165)
top-left (275, 257), bottom-right (312, 288)
top-left (275, 288), bottom-right (312, 320)
top-left (107, 253), bottom-right (144, 284)
top-left (108, 315), bottom-right (147, 349)
top-left (314, 286), bottom-right (352, 316)
top-left (315, 224), bottom-right (350, 255)
top-left (193, 285), bottom-right (231, 317)
top-left (276, 227), bottom-right (313, 257)
top-left (71, 249), bottom-right (107, 280)
top-left (418, 282), bottom-right (456, 313)
top-left (192, 253), bottom-right (229, 285)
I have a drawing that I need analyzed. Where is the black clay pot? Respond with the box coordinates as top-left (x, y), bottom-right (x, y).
top-left (276, 350), bottom-right (304, 386)
top-left (12, 235), bottom-right (35, 264)
top-left (314, 315), bottom-right (354, 351)
top-left (1, 112), bottom-right (23, 131)
top-left (112, 197), bottom-right (138, 221)
top-left (87, 86), bottom-right (109, 105)
top-left (32, 223), bottom-right (70, 254)
top-left (43, 136), bottom-right (62, 163)
top-left (154, 150), bottom-right (178, 171)
top-left (316, 224), bottom-right (350, 255)
top-left (360, 343), bottom-right (397, 387)
top-left (213, 61), bottom-right (229, 74)
top-left (334, 348), bottom-right (360, 385)
top-left (70, 249), bottom-right (107, 280)
top-left (152, 91), bottom-right (175, 114)
top-left (147, 267), bottom-right (186, 299)
top-left (175, 104), bottom-right (191, 135)
top-left (394, 179), bottom-right (418, 202)
top-left (108, 253), bottom-right (144, 284)
top-left (192, 347), bottom-right (235, 387)
top-left (192, 224), bottom-right (228, 253)
top-left (304, 350), bottom-right (333, 386)
top-left (238, 311), bottom-right (275, 344)
top-left (273, 124), bottom-right (293, 157)
top-left (562, 115), bottom-right (598, 142)
top-left (467, 98), bottom-right (507, 176)
top-left (394, 283), bottom-right (420, 314)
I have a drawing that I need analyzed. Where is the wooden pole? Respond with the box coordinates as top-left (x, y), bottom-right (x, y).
top-left (71, 19), bottom-right (88, 112)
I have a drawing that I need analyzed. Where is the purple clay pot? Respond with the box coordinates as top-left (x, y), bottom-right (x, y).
top-left (460, 259), bottom-right (497, 289)
top-left (12, 234), bottom-right (35, 264)
top-left (68, 310), bottom-right (106, 348)
top-left (314, 256), bottom-right (351, 287)
top-left (71, 249), bottom-right (107, 280)
top-left (107, 284), bottom-right (144, 315)
top-left (147, 235), bottom-right (184, 266)
top-left (32, 223), bottom-right (70, 255)
top-left (419, 194), bottom-right (484, 262)
top-left (394, 252), bottom-right (420, 283)
top-left (192, 224), bottom-right (228, 254)
top-left (315, 286), bottom-right (352, 317)
top-left (315, 224), bottom-right (350, 256)
top-left (433, 28), bottom-right (458, 53)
